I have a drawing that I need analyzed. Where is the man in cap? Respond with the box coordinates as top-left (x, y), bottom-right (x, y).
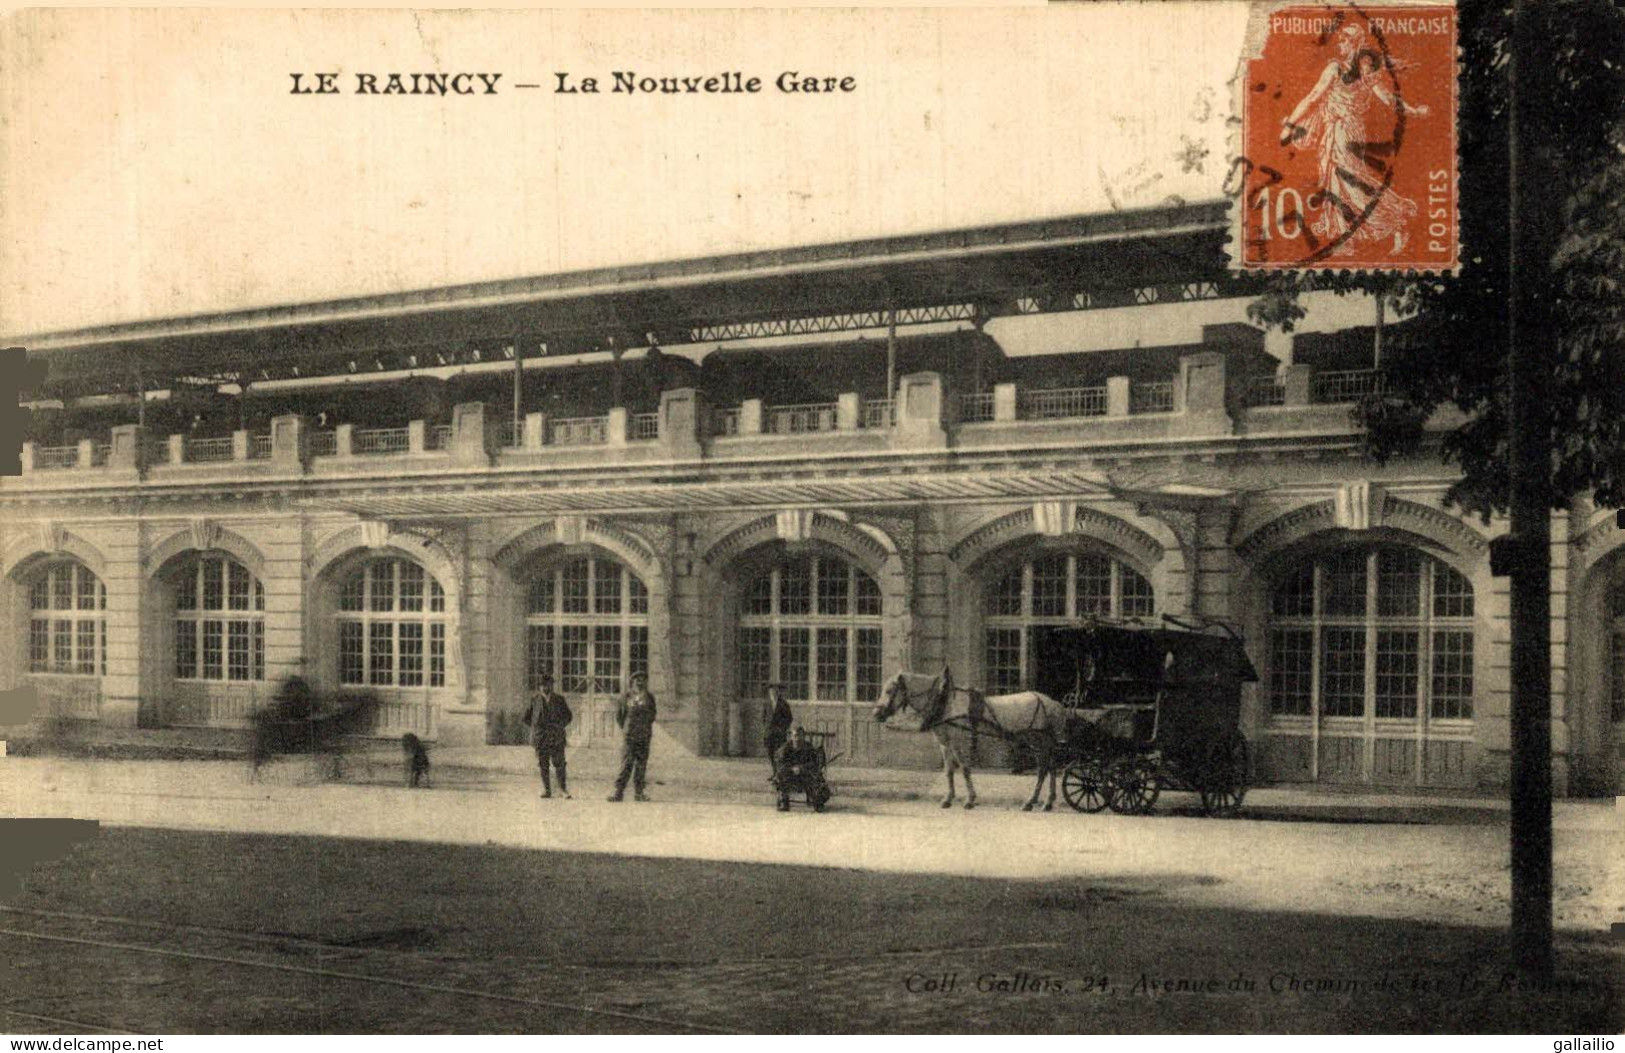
top-left (762, 683), bottom-right (794, 777)
top-left (608, 671), bottom-right (657, 802)
top-left (521, 674), bottom-right (573, 799)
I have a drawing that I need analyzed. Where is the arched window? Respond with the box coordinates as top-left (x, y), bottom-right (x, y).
top-left (27, 561), bottom-right (106, 676)
top-left (1268, 547), bottom-right (1474, 723)
top-left (983, 552), bottom-right (1154, 692)
top-left (173, 555), bottom-right (265, 682)
top-left (524, 556), bottom-right (647, 695)
top-left (336, 559), bottom-right (447, 688)
top-left (737, 555), bottom-right (883, 704)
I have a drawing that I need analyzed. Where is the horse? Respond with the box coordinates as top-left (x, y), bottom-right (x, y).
top-left (872, 669), bottom-right (1075, 811)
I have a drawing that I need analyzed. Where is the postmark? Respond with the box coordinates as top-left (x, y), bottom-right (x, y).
top-left (1231, 2), bottom-right (1459, 272)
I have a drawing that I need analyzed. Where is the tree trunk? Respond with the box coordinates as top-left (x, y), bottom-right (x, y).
top-left (1507, 0), bottom-right (1555, 979)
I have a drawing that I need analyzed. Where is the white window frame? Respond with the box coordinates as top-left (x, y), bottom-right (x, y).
top-left (27, 561), bottom-right (106, 677)
top-left (523, 556), bottom-right (649, 697)
top-left (335, 559), bottom-right (447, 689)
top-left (173, 556), bottom-right (266, 683)
top-left (982, 552), bottom-right (1155, 692)
top-left (737, 555), bottom-right (883, 706)
top-left (1267, 547), bottom-right (1476, 735)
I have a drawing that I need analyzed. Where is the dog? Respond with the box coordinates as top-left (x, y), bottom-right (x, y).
top-left (402, 733), bottom-right (431, 788)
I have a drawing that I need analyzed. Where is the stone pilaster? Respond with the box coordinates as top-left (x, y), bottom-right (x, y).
top-left (99, 523), bottom-right (145, 727)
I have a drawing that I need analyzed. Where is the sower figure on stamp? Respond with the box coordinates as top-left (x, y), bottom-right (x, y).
top-left (608, 672), bottom-right (656, 802)
top-left (763, 684), bottom-right (794, 777)
top-left (1280, 22), bottom-right (1430, 256)
top-left (522, 675), bottom-right (573, 799)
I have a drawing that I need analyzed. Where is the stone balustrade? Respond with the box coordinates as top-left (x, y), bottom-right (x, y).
top-left (14, 358), bottom-right (1399, 481)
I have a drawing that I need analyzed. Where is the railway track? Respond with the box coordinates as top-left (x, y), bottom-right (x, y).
top-left (0, 907), bottom-right (740, 1035)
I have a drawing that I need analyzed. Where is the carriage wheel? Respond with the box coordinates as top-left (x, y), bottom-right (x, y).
top-left (1106, 757), bottom-right (1160, 815)
top-left (1060, 758), bottom-right (1109, 813)
top-left (1198, 737), bottom-right (1249, 817)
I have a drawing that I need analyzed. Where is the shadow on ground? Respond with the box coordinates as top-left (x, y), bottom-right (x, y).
top-left (2, 826), bottom-right (1619, 1034)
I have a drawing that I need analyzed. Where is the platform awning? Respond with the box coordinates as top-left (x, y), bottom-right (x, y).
top-left (18, 201), bottom-right (1233, 398)
top-left (296, 466), bottom-right (1245, 520)
top-left (298, 466), bottom-right (1134, 518)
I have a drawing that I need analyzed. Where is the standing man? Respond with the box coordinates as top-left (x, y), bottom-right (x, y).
top-left (608, 672), bottom-right (657, 802)
top-left (522, 675), bottom-right (573, 799)
top-left (762, 684), bottom-right (793, 775)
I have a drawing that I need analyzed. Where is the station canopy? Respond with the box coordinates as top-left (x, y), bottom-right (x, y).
top-left (16, 200), bottom-right (1231, 401)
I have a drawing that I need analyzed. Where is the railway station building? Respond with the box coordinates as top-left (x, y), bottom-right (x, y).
top-left (4, 201), bottom-right (1622, 794)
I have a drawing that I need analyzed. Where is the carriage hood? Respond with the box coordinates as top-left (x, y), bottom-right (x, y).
top-left (1031, 623), bottom-right (1258, 703)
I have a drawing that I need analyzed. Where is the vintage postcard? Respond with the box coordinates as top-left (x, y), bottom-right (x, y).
top-left (0, 1), bottom-right (1620, 1040)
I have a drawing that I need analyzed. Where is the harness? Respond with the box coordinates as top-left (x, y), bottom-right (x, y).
top-left (889, 673), bottom-right (1065, 745)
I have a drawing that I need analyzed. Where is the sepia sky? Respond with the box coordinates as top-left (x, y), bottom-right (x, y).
top-left (0, 4), bottom-right (1255, 337)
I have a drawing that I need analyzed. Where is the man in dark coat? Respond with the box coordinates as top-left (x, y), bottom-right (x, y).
top-left (608, 672), bottom-right (657, 802)
top-left (762, 684), bottom-right (794, 775)
top-left (522, 676), bottom-right (573, 799)
top-left (776, 726), bottom-right (823, 811)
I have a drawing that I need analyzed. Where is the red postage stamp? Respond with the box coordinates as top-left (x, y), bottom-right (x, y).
top-left (1233, 3), bottom-right (1458, 272)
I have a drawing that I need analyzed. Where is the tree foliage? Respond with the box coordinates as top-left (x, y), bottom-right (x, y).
top-left (1245, 0), bottom-right (1625, 517)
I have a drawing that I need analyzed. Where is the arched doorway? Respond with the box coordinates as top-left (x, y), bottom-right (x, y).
top-left (323, 554), bottom-right (449, 737)
top-left (521, 553), bottom-right (649, 747)
top-left (158, 552), bottom-right (268, 726)
top-left (1260, 544), bottom-right (1477, 787)
top-left (15, 559), bottom-right (106, 721)
top-left (735, 551), bottom-right (884, 755)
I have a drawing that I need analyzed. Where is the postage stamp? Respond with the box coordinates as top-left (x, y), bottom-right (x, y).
top-left (1232, 2), bottom-right (1459, 272)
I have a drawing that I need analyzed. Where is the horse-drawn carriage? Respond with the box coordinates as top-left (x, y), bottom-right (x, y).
top-left (1033, 617), bottom-right (1257, 817)
top-left (873, 616), bottom-right (1256, 815)
top-left (248, 676), bottom-right (380, 781)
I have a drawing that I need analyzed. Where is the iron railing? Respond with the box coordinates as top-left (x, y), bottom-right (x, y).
top-left (714, 409), bottom-right (741, 437)
top-left (186, 437), bottom-right (235, 463)
top-left (551, 416), bottom-right (608, 447)
top-left (491, 419), bottom-right (521, 449)
top-left (428, 425), bottom-right (455, 450)
top-left (33, 446), bottom-right (79, 470)
top-left (308, 431), bottom-right (338, 456)
top-left (766, 403), bottom-right (838, 435)
top-left (860, 399), bottom-right (894, 429)
top-left (1130, 381), bottom-right (1176, 415)
top-left (91, 444), bottom-right (112, 467)
top-left (629, 413), bottom-right (660, 441)
top-left (1246, 375), bottom-right (1287, 407)
top-left (958, 392), bottom-right (996, 423)
top-left (248, 434), bottom-right (273, 459)
top-left (353, 427), bottom-right (411, 455)
top-left (1019, 386), bottom-right (1108, 420)
top-left (1312, 369), bottom-right (1383, 403)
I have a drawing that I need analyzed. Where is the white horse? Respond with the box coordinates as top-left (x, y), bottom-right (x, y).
top-left (872, 669), bottom-right (1075, 811)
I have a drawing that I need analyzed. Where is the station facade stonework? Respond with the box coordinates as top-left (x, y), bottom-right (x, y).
top-left (7, 385), bottom-right (1623, 795)
top-left (5, 209), bottom-right (1622, 795)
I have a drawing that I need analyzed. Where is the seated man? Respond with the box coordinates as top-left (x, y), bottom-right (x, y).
top-left (775, 726), bottom-right (822, 811)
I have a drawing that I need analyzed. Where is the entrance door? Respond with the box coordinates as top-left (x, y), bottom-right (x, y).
top-left (1261, 547), bottom-right (1478, 788)
top-left (735, 555), bottom-right (885, 765)
top-left (524, 557), bottom-right (649, 750)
